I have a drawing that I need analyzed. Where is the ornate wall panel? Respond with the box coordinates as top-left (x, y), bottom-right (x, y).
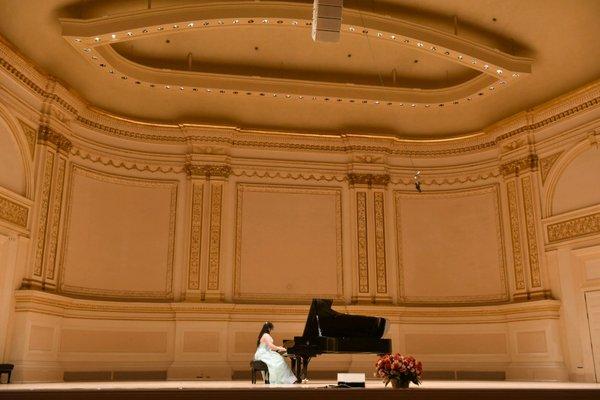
top-left (33, 151), bottom-right (54, 277)
top-left (0, 191), bottom-right (28, 229)
top-left (234, 184), bottom-right (343, 302)
top-left (521, 176), bottom-right (542, 288)
top-left (394, 185), bottom-right (508, 304)
top-left (59, 165), bottom-right (177, 299)
top-left (506, 180), bottom-right (526, 291)
top-left (547, 212), bottom-right (600, 244)
top-left (356, 191), bottom-right (369, 294)
top-left (373, 192), bottom-right (387, 294)
top-left (44, 157), bottom-right (66, 281)
top-left (207, 184), bottom-right (223, 292)
top-left (187, 183), bottom-right (203, 291)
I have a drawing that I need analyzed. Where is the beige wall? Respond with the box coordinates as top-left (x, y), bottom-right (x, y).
top-left (0, 38), bottom-right (599, 383)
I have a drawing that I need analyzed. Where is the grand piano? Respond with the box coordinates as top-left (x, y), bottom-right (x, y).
top-left (283, 298), bottom-right (392, 382)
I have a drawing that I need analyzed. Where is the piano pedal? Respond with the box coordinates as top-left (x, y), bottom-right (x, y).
top-left (302, 378), bottom-right (309, 384)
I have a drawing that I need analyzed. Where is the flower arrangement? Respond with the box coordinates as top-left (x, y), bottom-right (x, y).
top-left (375, 353), bottom-right (423, 388)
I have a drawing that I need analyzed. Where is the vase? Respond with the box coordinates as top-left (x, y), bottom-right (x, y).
top-left (389, 378), bottom-right (410, 388)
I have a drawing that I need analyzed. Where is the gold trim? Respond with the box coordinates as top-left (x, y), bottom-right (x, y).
top-left (374, 192), bottom-right (387, 294)
top-left (185, 163), bottom-right (232, 178)
top-left (33, 151), bottom-right (54, 277)
top-left (539, 151), bottom-right (563, 185)
top-left (500, 154), bottom-right (538, 177)
top-left (187, 183), bottom-right (203, 291)
top-left (547, 212), bottom-right (600, 244)
top-left (207, 184), bottom-right (223, 291)
top-left (17, 119), bottom-right (36, 159)
top-left (58, 164), bottom-right (177, 299)
top-left (348, 173), bottom-right (390, 187)
top-left (521, 176), bottom-right (541, 288)
top-left (37, 125), bottom-right (72, 152)
top-left (356, 191), bottom-right (369, 294)
top-left (44, 157), bottom-right (66, 281)
top-left (0, 192), bottom-right (28, 228)
top-left (506, 181), bottom-right (526, 291)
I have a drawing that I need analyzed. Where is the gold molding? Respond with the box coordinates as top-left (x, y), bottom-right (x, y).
top-left (348, 173), bottom-right (390, 187)
top-left (394, 185), bottom-right (509, 304)
top-left (33, 151), bottom-right (54, 277)
top-left (374, 192), bottom-right (387, 294)
top-left (17, 119), bottom-right (36, 159)
top-left (500, 154), bottom-right (538, 177)
top-left (234, 184), bottom-right (344, 302)
top-left (521, 176), bottom-right (541, 288)
top-left (0, 192), bottom-right (28, 229)
top-left (207, 184), bottom-right (223, 291)
top-left (185, 163), bottom-right (232, 179)
top-left (506, 181), bottom-right (526, 291)
top-left (44, 157), bottom-right (66, 281)
top-left (547, 212), bottom-right (600, 244)
top-left (539, 151), bottom-right (563, 185)
top-left (356, 191), bottom-right (369, 294)
top-left (58, 164), bottom-right (178, 299)
top-left (187, 183), bottom-right (203, 291)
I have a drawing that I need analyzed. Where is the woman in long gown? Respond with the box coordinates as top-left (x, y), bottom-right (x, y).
top-left (253, 322), bottom-right (297, 384)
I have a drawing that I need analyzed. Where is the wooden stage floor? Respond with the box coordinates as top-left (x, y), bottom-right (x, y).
top-left (1, 380), bottom-right (599, 400)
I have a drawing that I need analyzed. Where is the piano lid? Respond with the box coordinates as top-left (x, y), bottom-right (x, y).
top-left (301, 299), bottom-right (387, 339)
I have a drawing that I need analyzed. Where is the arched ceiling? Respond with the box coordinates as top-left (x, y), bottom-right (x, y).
top-left (0, 0), bottom-right (599, 139)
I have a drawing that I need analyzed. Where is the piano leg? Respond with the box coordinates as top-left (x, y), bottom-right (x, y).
top-left (301, 356), bottom-right (311, 382)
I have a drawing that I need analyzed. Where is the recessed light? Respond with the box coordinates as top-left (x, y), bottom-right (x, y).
top-left (74, 38), bottom-right (81, 42)
top-left (377, 33), bottom-right (383, 37)
top-left (233, 19), bottom-right (239, 24)
top-left (496, 69), bottom-right (503, 74)
top-left (390, 35), bottom-right (396, 39)
top-left (94, 37), bottom-right (101, 42)
top-left (165, 85), bottom-right (170, 89)
top-left (127, 32), bottom-right (133, 36)
top-left (349, 26), bottom-right (355, 32)
top-left (483, 64), bottom-right (489, 69)
top-left (83, 48), bottom-right (91, 52)
top-left (173, 24), bottom-right (179, 29)
top-left (457, 55), bottom-right (463, 60)
top-left (157, 27), bottom-right (164, 31)
top-left (512, 73), bottom-right (520, 77)
top-left (187, 22), bottom-right (194, 27)
top-left (416, 42), bottom-right (424, 47)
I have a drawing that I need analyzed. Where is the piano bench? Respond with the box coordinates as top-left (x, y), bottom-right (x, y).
top-left (0, 364), bottom-right (14, 384)
top-left (250, 360), bottom-right (269, 384)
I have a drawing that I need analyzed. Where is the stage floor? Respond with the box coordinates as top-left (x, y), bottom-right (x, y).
top-left (1, 380), bottom-right (599, 400)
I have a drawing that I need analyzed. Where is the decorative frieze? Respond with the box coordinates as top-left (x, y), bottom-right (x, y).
top-left (521, 176), bottom-right (541, 288)
top-left (500, 154), bottom-right (538, 177)
top-left (547, 212), bottom-right (600, 244)
top-left (185, 163), bottom-right (232, 179)
top-left (0, 193), bottom-right (28, 228)
top-left (539, 151), bottom-right (563, 184)
top-left (356, 192), bottom-right (369, 293)
top-left (373, 192), bottom-right (387, 294)
top-left (348, 173), bottom-right (390, 187)
top-left (188, 184), bottom-right (203, 291)
top-left (207, 184), bottom-right (223, 291)
top-left (506, 181), bottom-right (526, 291)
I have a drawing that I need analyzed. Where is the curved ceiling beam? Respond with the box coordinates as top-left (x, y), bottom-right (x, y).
top-left (60, 2), bottom-right (533, 106)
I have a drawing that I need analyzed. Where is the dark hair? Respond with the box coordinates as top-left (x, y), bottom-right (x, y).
top-left (257, 322), bottom-right (274, 346)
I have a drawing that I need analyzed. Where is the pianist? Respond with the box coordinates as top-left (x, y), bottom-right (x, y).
top-left (253, 322), bottom-right (297, 384)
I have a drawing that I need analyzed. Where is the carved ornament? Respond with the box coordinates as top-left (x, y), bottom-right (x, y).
top-left (347, 173), bottom-right (390, 187)
top-left (185, 163), bottom-right (232, 179)
top-left (0, 193), bottom-right (29, 229)
top-left (37, 125), bottom-right (72, 152)
top-left (500, 154), bottom-right (538, 177)
top-left (539, 151), bottom-right (563, 184)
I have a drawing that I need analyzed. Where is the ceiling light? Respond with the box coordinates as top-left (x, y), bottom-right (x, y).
top-left (173, 24), bottom-right (179, 29)
top-left (377, 33), bottom-right (383, 37)
top-left (74, 38), bottom-right (81, 42)
top-left (127, 32), bottom-right (133, 36)
top-left (165, 85), bottom-right (170, 89)
top-left (457, 55), bottom-right (463, 60)
top-left (187, 22), bottom-right (195, 27)
top-left (512, 73), bottom-right (520, 77)
top-left (496, 69), bottom-right (503, 75)
top-left (94, 37), bottom-right (101, 42)
top-left (483, 64), bottom-right (489, 69)
top-left (416, 42), bottom-right (424, 47)
top-left (83, 48), bottom-right (91, 52)
top-left (349, 26), bottom-right (355, 32)
top-left (233, 19), bottom-right (239, 24)
top-left (390, 35), bottom-right (396, 39)
top-left (111, 34), bottom-right (117, 39)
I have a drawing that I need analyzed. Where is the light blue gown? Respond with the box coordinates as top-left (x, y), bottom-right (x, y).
top-left (253, 334), bottom-right (297, 384)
